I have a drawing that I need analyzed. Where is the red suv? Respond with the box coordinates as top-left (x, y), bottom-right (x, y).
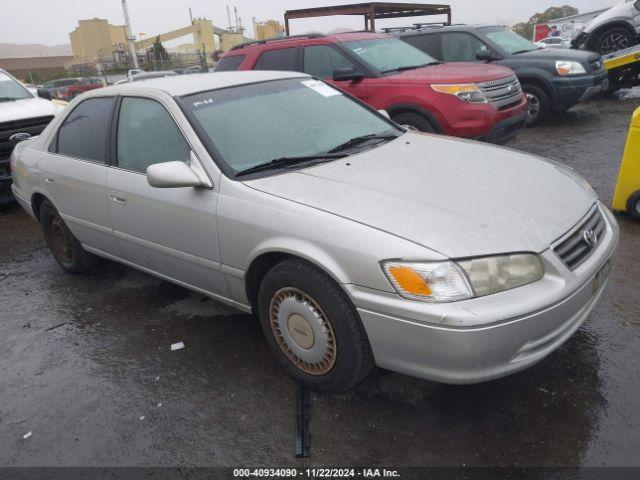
top-left (216, 32), bottom-right (528, 144)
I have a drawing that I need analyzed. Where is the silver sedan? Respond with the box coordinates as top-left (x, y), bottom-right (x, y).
top-left (10, 71), bottom-right (618, 391)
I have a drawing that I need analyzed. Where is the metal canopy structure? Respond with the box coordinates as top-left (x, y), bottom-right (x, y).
top-left (284, 2), bottom-right (452, 35)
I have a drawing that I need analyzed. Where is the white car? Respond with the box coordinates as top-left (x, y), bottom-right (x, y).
top-left (573, 0), bottom-right (640, 53)
top-left (536, 37), bottom-right (571, 49)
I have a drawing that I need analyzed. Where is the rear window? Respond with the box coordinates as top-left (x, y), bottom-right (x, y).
top-left (215, 55), bottom-right (245, 72)
top-left (254, 48), bottom-right (298, 71)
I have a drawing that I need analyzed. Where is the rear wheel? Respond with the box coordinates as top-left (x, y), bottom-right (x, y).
top-left (258, 258), bottom-right (374, 392)
top-left (627, 191), bottom-right (640, 221)
top-left (593, 27), bottom-right (635, 54)
top-left (39, 200), bottom-right (98, 273)
top-left (523, 84), bottom-right (550, 126)
top-left (391, 111), bottom-right (436, 133)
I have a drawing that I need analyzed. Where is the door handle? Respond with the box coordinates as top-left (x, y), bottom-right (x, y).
top-left (110, 192), bottom-right (127, 205)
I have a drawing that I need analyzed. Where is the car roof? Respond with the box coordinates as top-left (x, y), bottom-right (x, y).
top-left (83, 71), bottom-right (310, 97)
top-left (393, 24), bottom-right (498, 36)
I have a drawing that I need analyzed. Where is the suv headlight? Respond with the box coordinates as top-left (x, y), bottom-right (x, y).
top-left (556, 60), bottom-right (586, 75)
top-left (431, 84), bottom-right (488, 103)
top-left (382, 254), bottom-right (544, 303)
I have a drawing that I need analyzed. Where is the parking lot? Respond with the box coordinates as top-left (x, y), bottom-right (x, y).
top-left (1, 94), bottom-right (639, 469)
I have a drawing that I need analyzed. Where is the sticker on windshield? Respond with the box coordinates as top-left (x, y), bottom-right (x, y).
top-left (301, 80), bottom-right (341, 97)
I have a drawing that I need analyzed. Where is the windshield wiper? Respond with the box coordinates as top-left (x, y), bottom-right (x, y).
top-left (235, 153), bottom-right (348, 177)
top-left (511, 49), bottom-right (536, 55)
top-left (0, 97), bottom-right (18, 102)
top-left (327, 133), bottom-right (399, 154)
top-left (381, 63), bottom-right (433, 73)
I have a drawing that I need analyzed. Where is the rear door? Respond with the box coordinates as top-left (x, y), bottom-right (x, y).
top-left (41, 96), bottom-right (118, 255)
top-left (106, 94), bottom-right (227, 296)
top-left (302, 44), bottom-right (369, 100)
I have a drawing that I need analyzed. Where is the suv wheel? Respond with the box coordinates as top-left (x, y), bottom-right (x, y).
top-left (391, 112), bottom-right (436, 133)
top-left (594, 27), bottom-right (635, 54)
top-left (39, 200), bottom-right (98, 273)
top-left (627, 190), bottom-right (640, 221)
top-left (523, 85), bottom-right (550, 126)
top-left (258, 258), bottom-right (374, 392)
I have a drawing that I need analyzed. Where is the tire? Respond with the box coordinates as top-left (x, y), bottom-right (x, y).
top-left (257, 258), bottom-right (374, 392)
top-left (39, 200), bottom-right (98, 273)
top-left (523, 84), bottom-right (550, 126)
top-left (627, 190), bottom-right (640, 222)
top-left (391, 111), bottom-right (436, 133)
top-left (592, 27), bottom-right (635, 54)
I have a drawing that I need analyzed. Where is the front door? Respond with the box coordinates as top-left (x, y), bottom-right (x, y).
top-left (107, 95), bottom-right (227, 297)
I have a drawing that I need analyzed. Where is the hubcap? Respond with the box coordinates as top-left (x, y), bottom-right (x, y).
top-left (635, 199), bottom-right (640, 215)
top-left (269, 287), bottom-right (336, 376)
top-left (601, 33), bottom-right (629, 54)
top-left (526, 93), bottom-right (540, 123)
top-left (50, 215), bottom-right (72, 262)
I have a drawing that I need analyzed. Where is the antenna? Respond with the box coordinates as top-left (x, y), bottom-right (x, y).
top-left (121, 0), bottom-right (139, 69)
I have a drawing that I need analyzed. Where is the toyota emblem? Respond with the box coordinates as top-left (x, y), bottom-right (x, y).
top-left (583, 228), bottom-right (598, 247)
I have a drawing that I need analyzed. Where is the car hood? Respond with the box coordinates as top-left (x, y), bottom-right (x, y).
top-left (0, 97), bottom-right (62, 123)
top-left (244, 133), bottom-right (597, 258)
top-left (386, 62), bottom-right (516, 84)
top-left (514, 47), bottom-right (599, 63)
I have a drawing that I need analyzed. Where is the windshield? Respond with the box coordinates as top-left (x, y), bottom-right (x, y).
top-left (481, 27), bottom-right (539, 54)
top-left (182, 78), bottom-right (401, 176)
top-left (0, 71), bottom-right (33, 101)
top-left (343, 38), bottom-right (438, 73)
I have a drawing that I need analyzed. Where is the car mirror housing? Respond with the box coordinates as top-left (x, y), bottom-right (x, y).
top-left (332, 67), bottom-right (365, 82)
top-left (476, 50), bottom-right (501, 62)
top-left (37, 88), bottom-right (52, 100)
top-left (146, 161), bottom-right (207, 189)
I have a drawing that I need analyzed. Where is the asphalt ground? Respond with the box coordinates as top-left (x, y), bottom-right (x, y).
top-left (0, 95), bottom-right (639, 476)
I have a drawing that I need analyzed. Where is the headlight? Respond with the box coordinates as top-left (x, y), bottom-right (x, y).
top-left (556, 60), bottom-right (586, 75)
top-left (431, 84), bottom-right (488, 104)
top-left (382, 254), bottom-right (544, 303)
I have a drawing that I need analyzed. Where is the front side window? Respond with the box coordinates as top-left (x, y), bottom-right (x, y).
top-left (116, 97), bottom-right (190, 173)
top-left (441, 32), bottom-right (489, 62)
top-left (56, 97), bottom-right (115, 163)
top-left (402, 34), bottom-right (440, 58)
top-left (303, 45), bottom-right (356, 78)
top-left (254, 48), bottom-right (298, 71)
top-left (343, 38), bottom-right (438, 73)
top-left (215, 55), bottom-right (245, 72)
top-left (182, 78), bottom-right (400, 176)
top-left (481, 27), bottom-right (539, 54)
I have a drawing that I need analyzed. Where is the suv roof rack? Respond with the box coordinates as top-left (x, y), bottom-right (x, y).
top-left (412, 22), bottom-right (451, 28)
top-left (230, 33), bottom-right (325, 51)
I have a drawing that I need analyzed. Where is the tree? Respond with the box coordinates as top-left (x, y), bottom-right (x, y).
top-left (147, 36), bottom-right (170, 68)
top-left (512, 5), bottom-right (579, 40)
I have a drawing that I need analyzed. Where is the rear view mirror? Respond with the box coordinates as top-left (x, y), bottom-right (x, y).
top-left (333, 67), bottom-right (365, 82)
top-left (10, 132), bottom-right (32, 144)
top-left (146, 161), bottom-right (207, 189)
top-left (476, 50), bottom-right (501, 62)
top-left (37, 89), bottom-right (52, 100)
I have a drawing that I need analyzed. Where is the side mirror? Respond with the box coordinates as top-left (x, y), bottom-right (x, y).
top-left (37, 88), bottom-right (52, 100)
top-left (10, 132), bottom-right (32, 144)
top-left (332, 67), bottom-right (365, 82)
top-left (146, 161), bottom-right (207, 189)
top-left (377, 109), bottom-right (390, 119)
top-left (476, 49), bottom-right (501, 62)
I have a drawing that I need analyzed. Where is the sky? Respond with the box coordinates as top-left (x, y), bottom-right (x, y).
top-left (0, 0), bottom-right (621, 46)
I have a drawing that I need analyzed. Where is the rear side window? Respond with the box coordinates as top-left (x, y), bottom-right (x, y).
top-left (254, 48), bottom-right (298, 71)
top-left (56, 97), bottom-right (115, 163)
top-left (441, 32), bottom-right (489, 62)
top-left (215, 55), bottom-right (245, 71)
top-left (116, 97), bottom-right (190, 173)
top-left (403, 34), bottom-right (440, 59)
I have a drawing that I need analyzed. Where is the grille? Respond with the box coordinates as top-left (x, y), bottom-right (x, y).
top-left (0, 115), bottom-right (54, 165)
top-left (553, 207), bottom-right (606, 270)
top-left (478, 75), bottom-right (523, 110)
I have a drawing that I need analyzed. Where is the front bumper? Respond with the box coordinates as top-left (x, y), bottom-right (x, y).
top-left (550, 71), bottom-right (609, 110)
top-left (347, 204), bottom-right (619, 385)
top-left (474, 109), bottom-right (527, 145)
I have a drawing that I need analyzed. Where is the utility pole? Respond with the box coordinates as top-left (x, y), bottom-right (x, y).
top-left (121, 0), bottom-right (139, 69)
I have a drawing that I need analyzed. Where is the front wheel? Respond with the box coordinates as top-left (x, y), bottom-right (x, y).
top-left (258, 259), bottom-right (374, 392)
top-left (627, 191), bottom-right (640, 221)
top-left (391, 111), bottom-right (436, 133)
top-left (39, 200), bottom-right (98, 273)
top-left (523, 85), bottom-right (550, 126)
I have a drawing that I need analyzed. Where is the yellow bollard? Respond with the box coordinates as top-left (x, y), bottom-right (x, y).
top-left (613, 107), bottom-right (640, 221)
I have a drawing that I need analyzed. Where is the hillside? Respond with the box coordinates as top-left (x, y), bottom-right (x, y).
top-left (0, 43), bottom-right (72, 58)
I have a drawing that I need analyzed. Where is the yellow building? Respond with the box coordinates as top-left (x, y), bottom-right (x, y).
top-left (220, 32), bottom-right (245, 52)
top-left (255, 20), bottom-right (284, 40)
top-left (69, 18), bottom-right (127, 61)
